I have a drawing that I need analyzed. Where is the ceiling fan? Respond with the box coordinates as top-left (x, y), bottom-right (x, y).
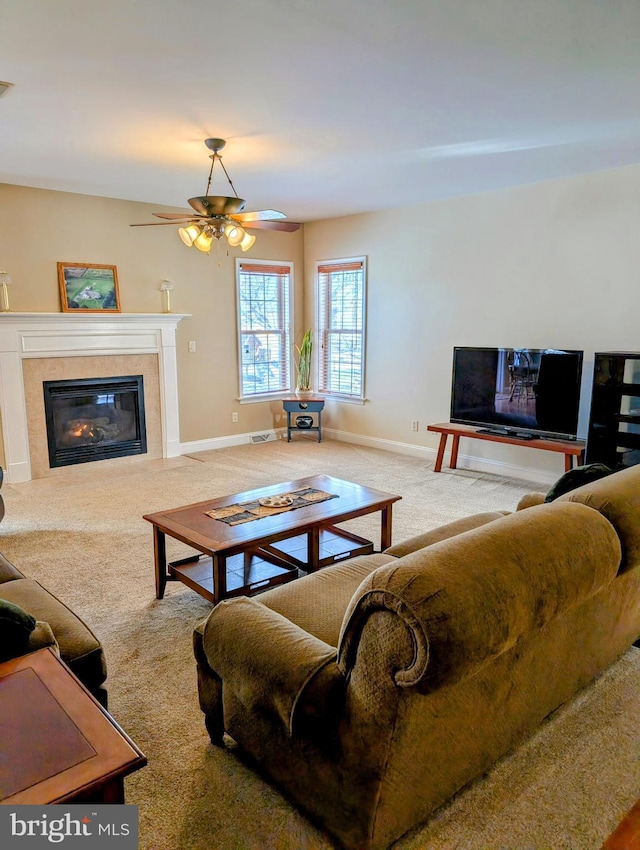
top-left (131, 138), bottom-right (300, 253)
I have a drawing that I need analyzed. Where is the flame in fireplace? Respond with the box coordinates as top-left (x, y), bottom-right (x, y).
top-left (70, 422), bottom-right (98, 439)
top-left (64, 418), bottom-right (110, 444)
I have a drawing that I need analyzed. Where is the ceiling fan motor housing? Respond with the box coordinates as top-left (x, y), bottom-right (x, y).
top-left (188, 196), bottom-right (246, 216)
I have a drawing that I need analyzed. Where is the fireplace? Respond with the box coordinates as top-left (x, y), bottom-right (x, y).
top-left (43, 376), bottom-right (147, 468)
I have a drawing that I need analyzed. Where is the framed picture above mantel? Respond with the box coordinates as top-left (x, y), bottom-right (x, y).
top-left (57, 262), bottom-right (121, 313)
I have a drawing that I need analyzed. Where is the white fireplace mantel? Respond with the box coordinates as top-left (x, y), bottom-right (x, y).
top-left (0, 313), bottom-right (190, 482)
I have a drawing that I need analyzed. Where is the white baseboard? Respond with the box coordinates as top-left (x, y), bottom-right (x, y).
top-left (179, 429), bottom-right (279, 455)
top-left (179, 426), bottom-right (557, 487)
top-left (323, 427), bottom-right (557, 486)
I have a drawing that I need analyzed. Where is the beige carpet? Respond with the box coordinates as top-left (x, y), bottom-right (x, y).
top-left (2, 439), bottom-right (639, 849)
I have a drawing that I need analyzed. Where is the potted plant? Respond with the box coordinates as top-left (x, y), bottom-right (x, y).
top-left (295, 329), bottom-right (313, 397)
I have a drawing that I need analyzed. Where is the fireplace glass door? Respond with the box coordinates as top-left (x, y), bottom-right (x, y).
top-left (43, 376), bottom-right (147, 468)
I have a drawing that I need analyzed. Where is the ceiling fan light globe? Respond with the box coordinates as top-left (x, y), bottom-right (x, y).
top-left (239, 232), bottom-right (256, 252)
top-left (225, 224), bottom-right (245, 247)
top-left (193, 229), bottom-right (214, 252)
top-left (178, 224), bottom-right (201, 247)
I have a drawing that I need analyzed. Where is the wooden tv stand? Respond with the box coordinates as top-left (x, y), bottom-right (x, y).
top-left (427, 422), bottom-right (585, 474)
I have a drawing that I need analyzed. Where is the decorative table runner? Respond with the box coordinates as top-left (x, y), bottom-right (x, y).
top-left (205, 487), bottom-right (339, 526)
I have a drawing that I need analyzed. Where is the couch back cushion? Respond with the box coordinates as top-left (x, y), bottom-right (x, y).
top-left (557, 463), bottom-right (640, 572)
top-left (338, 501), bottom-right (621, 691)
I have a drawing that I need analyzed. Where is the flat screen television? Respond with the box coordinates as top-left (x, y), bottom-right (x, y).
top-left (450, 347), bottom-right (584, 441)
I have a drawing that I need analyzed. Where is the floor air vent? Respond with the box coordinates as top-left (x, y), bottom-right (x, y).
top-left (250, 433), bottom-right (274, 444)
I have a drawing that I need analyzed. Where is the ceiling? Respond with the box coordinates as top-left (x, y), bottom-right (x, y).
top-left (2, 0), bottom-right (640, 223)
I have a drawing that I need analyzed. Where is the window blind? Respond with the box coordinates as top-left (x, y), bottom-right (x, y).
top-left (237, 261), bottom-right (292, 398)
top-left (317, 258), bottom-right (366, 398)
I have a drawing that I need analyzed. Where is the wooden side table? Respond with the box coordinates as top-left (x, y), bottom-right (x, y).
top-left (0, 648), bottom-right (146, 804)
top-left (283, 396), bottom-right (325, 442)
top-left (601, 797), bottom-right (640, 849)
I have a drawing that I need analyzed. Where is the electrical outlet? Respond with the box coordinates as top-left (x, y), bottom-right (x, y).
top-left (411, 420), bottom-right (419, 431)
top-left (232, 412), bottom-right (238, 423)
top-left (188, 340), bottom-right (196, 353)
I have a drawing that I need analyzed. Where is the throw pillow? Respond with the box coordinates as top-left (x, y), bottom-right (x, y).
top-left (0, 598), bottom-right (37, 661)
top-left (544, 463), bottom-right (613, 503)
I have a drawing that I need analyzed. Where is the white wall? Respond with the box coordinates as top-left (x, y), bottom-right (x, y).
top-left (304, 163), bottom-right (640, 482)
top-left (3, 164), bottom-right (639, 483)
top-left (0, 183), bottom-right (305, 448)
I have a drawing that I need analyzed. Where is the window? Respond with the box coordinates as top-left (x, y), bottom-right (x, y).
top-left (317, 257), bottom-right (366, 399)
top-left (236, 260), bottom-right (292, 399)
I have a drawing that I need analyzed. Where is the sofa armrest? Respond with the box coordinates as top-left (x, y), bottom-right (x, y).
top-left (0, 552), bottom-right (25, 583)
top-left (339, 502), bottom-right (621, 693)
top-left (516, 493), bottom-right (546, 510)
top-left (0, 621), bottom-right (58, 663)
top-left (27, 621), bottom-right (59, 654)
top-left (201, 596), bottom-right (341, 736)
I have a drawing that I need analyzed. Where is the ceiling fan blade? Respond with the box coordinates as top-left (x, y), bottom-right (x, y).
top-left (242, 219), bottom-right (301, 232)
top-left (230, 209), bottom-right (287, 223)
top-left (152, 212), bottom-right (204, 220)
top-left (129, 220), bottom-right (197, 227)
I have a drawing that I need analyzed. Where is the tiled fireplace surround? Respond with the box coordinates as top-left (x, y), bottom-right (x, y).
top-left (0, 314), bottom-right (187, 483)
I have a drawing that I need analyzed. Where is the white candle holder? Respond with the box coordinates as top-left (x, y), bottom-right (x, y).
top-left (159, 279), bottom-right (174, 313)
top-left (0, 271), bottom-right (12, 312)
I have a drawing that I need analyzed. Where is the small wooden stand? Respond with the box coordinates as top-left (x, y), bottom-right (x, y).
top-left (427, 422), bottom-right (585, 474)
top-left (283, 396), bottom-right (325, 442)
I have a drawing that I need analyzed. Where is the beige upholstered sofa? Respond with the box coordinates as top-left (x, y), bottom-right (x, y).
top-left (0, 552), bottom-right (108, 703)
top-left (194, 464), bottom-right (640, 850)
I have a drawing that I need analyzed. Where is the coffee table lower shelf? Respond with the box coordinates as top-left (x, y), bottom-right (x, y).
top-left (169, 526), bottom-right (373, 603)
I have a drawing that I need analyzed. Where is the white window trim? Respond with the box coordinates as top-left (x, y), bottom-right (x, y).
top-left (235, 258), bottom-right (294, 401)
top-left (315, 255), bottom-right (367, 403)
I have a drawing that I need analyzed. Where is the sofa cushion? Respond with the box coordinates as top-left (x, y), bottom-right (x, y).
top-left (0, 579), bottom-right (106, 691)
top-left (384, 511), bottom-right (509, 558)
top-left (260, 553), bottom-right (395, 647)
top-left (0, 598), bottom-right (36, 661)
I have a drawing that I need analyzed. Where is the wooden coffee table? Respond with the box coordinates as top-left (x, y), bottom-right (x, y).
top-left (0, 648), bottom-right (146, 804)
top-left (144, 474), bottom-right (401, 604)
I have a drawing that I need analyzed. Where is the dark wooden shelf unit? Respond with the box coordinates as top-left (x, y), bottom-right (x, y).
top-left (586, 352), bottom-right (640, 471)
